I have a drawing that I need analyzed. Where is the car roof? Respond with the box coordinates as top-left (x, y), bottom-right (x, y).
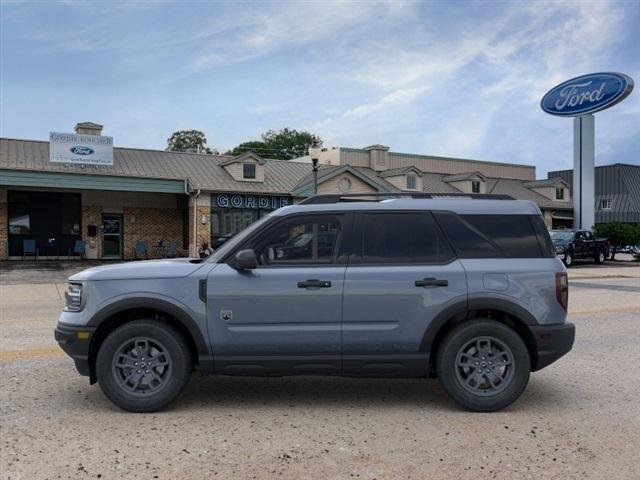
top-left (274, 198), bottom-right (541, 216)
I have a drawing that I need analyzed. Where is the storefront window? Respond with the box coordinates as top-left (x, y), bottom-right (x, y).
top-left (60, 194), bottom-right (81, 235)
top-left (8, 192), bottom-right (30, 234)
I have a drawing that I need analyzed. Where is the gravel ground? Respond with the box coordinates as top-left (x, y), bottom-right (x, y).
top-left (1, 265), bottom-right (639, 479)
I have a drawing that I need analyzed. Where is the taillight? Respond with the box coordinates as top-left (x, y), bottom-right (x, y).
top-left (555, 272), bottom-right (568, 311)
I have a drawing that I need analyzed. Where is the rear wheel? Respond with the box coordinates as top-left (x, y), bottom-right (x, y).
top-left (96, 320), bottom-right (191, 412)
top-left (436, 320), bottom-right (530, 412)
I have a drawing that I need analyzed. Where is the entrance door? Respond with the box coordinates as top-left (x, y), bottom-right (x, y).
top-left (102, 214), bottom-right (123, 258)
top-left (207, 214), bottom-right (348, 375)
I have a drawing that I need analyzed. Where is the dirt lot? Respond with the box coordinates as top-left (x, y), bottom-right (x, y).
top-left (1, 261), bottom-right (639, 479)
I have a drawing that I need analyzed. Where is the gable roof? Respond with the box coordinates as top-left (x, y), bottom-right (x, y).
top-left (443, 171), bottom-right (487, 182)
top-left (523, 178), bottom-right (568, 188)
top-left (218, 151), bottom-right (266, 166)
top-left (378, 166), bottom-right (423, 178)
top-left (290, 164), bottom-right (399, 197)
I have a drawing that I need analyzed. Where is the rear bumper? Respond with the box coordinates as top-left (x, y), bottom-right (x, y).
top-left (530, 322), bottom-right (575, 371)
top-left (54, 322), bottom-right (96, 377)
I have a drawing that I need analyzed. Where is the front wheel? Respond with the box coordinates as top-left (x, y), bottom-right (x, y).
top-left (563, 252), bottom-right (573, 267)
top-left (436, 320), bottom-right (530, 412)
top-left (595, 250), bottom-right (606, 264)
top-left (96, 320), bottom-right (191, 412)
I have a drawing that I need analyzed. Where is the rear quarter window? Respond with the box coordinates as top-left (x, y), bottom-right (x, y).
top-left (435, 212), bottom-right (552, 258)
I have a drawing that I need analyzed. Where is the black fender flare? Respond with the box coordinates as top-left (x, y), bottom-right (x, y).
top-left (87, 297), bottom-right (213, 374)
top-left (420, 297), bottom-right (538, 354)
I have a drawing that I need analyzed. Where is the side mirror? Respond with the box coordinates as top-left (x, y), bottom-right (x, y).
top-left (233, 249), bottom-right (257, 270)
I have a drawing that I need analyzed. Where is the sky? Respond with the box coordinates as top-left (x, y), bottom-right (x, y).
top-left (1, 0), bottom-right (639, 177)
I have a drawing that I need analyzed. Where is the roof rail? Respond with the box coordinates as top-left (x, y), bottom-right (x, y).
top-left (298, 192), bottom-right (515, 205)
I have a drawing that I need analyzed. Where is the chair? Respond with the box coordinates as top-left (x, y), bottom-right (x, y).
top-left (22, 239), bottom-right (38, 260)
top-left (166, 241), bottom-right (177, 258)
top-left (69, 240), bottom-right (86, 260)
top-left (133, 240), bottom-right (149, 260)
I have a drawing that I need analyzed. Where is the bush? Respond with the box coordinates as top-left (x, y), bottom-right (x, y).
top-left (593, 223), bottom-right (640, 260)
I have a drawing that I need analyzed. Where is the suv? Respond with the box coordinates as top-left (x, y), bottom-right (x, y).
top-left (55, 194), bottom-right (575, 413)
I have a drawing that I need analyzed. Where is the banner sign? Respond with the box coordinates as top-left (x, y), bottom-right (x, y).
top-left (213, 193), bottom-right (289, 210)
top-left (540, 72), bottom-right (634, 117)
top-left (49, 132), bottom-right (114, 166)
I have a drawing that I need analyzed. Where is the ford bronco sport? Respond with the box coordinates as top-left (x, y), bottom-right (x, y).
top-left (55, 194), bottom-right (575, 412)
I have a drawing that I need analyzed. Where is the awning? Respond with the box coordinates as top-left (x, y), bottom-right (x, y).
top-left (0, 169), bottom-right (188, 194)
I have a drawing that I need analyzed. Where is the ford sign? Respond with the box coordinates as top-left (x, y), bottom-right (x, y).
top-left (541, 72), bottom-right (633, 116)
top-left (70, 146), bottom-right (95, 155)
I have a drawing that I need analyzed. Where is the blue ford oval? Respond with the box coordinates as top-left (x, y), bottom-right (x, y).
top-left (70, 146), bottom-right (95, 155)
top-left (541, 72), bottom-right (634, 116)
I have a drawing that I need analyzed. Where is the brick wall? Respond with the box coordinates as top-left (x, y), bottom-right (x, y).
top-left (0, 188), bottom-right (7, 260)
top-left (123, 206), bottom-right (183, 260)
top-left (187, 193), bottom-right (212, 257)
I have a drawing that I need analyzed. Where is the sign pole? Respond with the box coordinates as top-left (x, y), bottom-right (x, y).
top-left (573, 114), bottom-right (595, 230)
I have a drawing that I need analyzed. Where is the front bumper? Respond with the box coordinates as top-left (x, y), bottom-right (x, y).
top-left (530, 322), bottom-right (575, 371)
top-left (54, 323), bottom-right (96, 377)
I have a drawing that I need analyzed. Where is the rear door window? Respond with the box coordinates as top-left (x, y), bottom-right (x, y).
top-left (357, 212), bottom-right (455, 264)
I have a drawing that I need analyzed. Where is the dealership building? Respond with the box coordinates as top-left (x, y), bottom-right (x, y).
top-left (1, 122), bottom-right (577, 261)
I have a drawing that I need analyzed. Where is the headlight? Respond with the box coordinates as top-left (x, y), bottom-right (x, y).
top-left (555, 245), bottom-right (565, 253)
top-left (65, 283), bottom-right (84, 311)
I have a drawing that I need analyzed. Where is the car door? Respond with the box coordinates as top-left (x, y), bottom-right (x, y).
top-left (341, 211), bottom-right (467, 376)
top-left (574, 231), bottom-right (587, 258)
top-left (207, 213), bottom-right (350, 375)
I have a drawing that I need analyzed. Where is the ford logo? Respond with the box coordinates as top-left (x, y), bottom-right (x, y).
top-left (541, 72), bottom-right (633, 117)
top-left (70, 146), bottom-right (95, 155)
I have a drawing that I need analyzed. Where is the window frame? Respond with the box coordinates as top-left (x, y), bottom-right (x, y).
top-left (242, 163), bottom-right (257, 179)
top-left (471, 180), bottom-right (481, 194)
top-left (223, 212), bottom-right (352, 268)
top-left (405, 174), bottom-right (417, 190)
top-left (555, 187), bottom-right (564, 200)
top-left (348, 211), bottom-right (457, 266)
top-left (600, 199), bottom-right (612, 210)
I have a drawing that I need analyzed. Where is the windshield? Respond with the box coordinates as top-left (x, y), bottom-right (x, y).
top-left (549, 231), bottom-right (574, 241)
top-left (206, 213), bottom-right (275, 262)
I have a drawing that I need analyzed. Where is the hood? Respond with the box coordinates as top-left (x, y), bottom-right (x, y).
top-left (69, 258), bottom-right (207, 281)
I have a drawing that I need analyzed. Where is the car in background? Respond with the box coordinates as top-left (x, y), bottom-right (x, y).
top-left (550, 230), bottom-right (608, 267)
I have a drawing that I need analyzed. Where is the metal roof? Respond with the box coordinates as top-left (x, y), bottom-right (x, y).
top-left (0, 137), bottom-right (310, 195)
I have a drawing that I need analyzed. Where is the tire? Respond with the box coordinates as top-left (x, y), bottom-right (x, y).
top-left (436, 320), bottom-right (530, 412)
top-left (563, 252), bottom-right (573, 267)
top-left (595, 250), bottom-right (606, 264)
top-left (96, 320), bottom-right (191, 413)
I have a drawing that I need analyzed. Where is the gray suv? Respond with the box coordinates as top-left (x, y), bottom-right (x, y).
top-left (55, 194), bottom-right (575, 412)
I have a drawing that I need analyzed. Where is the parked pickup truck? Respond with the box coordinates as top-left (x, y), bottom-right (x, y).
top-left (549, 230), bottom-right (609, 267)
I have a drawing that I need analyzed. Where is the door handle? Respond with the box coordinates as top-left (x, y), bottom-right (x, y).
top-left (297, 279), bottom-right (332, 288)
top-left (415, 278), bottom-right (448, 288)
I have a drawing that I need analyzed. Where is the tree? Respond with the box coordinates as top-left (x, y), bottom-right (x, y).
top-left (226, 128), bottom-right (321, 160)
top-left (225, 141), bottom-right (268, 157)
top-left (166, 130), bottom-right (216, 154)
top-left (594, 222), bottom-right (640, 260)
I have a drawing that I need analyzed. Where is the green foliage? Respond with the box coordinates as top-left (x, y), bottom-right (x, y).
top-left (226, 128), bottom-right (322, 160)
top-left (225, 141), bottom-right (269, 157)
top-left (594, 222), bottom-right (640, 259)
top-left (166, 130), bottom-right (216, 154)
